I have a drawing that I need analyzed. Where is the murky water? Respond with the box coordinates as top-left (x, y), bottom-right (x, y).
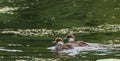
top-left (0, 36), bottom-right (120, 61)
top-left (0, 25), bottom-right (120, 61)
top-left (1, 24), bottom-right (120, 36)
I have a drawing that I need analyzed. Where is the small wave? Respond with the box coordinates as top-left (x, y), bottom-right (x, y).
top-left (0, 48), bottom-right (23, 52)
top-left (16, 58), bottom-right (59, 61)
top-left (47, 43), bottom-right (120, 56)
top-left (97, 58), bottom-right (120, 61)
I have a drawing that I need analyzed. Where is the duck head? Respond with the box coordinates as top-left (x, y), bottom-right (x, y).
top-left (66, 34), bottom-right (75, 42)
top-left (52, 37), bottom-right (64, 45)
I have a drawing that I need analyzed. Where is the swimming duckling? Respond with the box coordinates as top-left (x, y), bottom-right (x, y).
top-left (65, 34), bottom-right (88, 47)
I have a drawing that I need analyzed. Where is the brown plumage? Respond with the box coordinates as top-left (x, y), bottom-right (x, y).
top-left (66, 34), bottom-right (88, 47)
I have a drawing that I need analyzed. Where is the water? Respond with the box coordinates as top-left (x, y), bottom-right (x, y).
top-left (48, 43), bottom-right (120, 60)
top-left (0, 35), bottom-right (119, 61)
top-left (0, 25), bottom-right (120, 61)
top-left (97, 58), bottom-right (120, 61)
top-left (1, 24), bottom-right (120, 37)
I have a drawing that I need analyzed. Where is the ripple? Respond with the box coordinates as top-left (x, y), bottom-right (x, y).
top-left (97, 58), bottom-right (120, 61)
top-left (48, 43), bottom-right (120, 56)
top-left (0, 48), bottom-right (23, 52)
top-left (1, 24), bottom-right (120, 36)
top-left (16, 58), bottom-right (60, 61)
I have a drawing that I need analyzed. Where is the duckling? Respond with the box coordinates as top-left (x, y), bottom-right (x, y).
top-left (53, 37), bottom-right (74, 57)
top-left (65, 34), bottom-right (88, 47)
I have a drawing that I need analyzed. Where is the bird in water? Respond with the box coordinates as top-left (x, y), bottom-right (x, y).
top-left (52, 37), bottom-right (74, 57)
top-left (65, 34), bottom-right (88, 47)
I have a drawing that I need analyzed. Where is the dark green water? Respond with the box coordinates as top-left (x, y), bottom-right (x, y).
top-left (0, 33), bottom-right (120, 61)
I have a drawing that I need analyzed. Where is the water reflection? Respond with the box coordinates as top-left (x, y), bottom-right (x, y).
top-left (0, 24), bottom-right (120, 61)
top-left (0, 24), bottom-right (120, 36)
top-left (16, 58), bottom-right (60, 61)
top-left (0, 48), bottom-right (22, 52)
top-left (48, 43), bottom-right (120, 56)
top-left (97, 58), bottom-right (120, 61)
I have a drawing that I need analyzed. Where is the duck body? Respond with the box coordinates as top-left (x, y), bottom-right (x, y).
top-left (66, 34), bottom-right (88, 47)
top-left (53, 37), bottom-right (74, 57)
top-left (66, 37), bottom-right (88, 47)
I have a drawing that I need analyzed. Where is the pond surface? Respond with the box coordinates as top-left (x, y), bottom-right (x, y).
top-left (0, 25), bottom-right (120, 61)
top-left (0, 34), bottom-right (119, 61)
